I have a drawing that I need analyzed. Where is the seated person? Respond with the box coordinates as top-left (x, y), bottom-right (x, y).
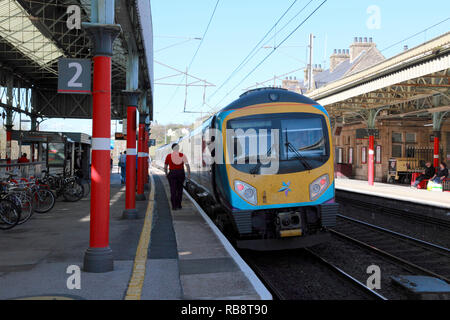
top-left (18, 153), bottom-right (30, 163)
top-left (412, 162), bottom-right (434, 188)
top-left (430, 162), bottom-right (448, 184)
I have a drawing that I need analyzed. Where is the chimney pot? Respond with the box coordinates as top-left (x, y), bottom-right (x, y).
top-left (354, 37), bottom-right (358, 42)
top-left (369, 37), bottom-right (373, 43)
top-left (359, 37), bottom-right (362, 42)
top-left (404, 45), bottom-right (408, 51)
top-left (364, 37), bottom-right (367, 42)
top-left (334, 49), bottom-right (337, 54)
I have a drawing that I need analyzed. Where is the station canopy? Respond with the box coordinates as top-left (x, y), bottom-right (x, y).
top-left (307, 33), bottom-right (450, 125)
top-left (0, 0), bottom-right (154, 120)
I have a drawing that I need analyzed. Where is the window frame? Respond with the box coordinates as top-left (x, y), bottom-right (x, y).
top-left (361, 146), bottom-right (367, 164)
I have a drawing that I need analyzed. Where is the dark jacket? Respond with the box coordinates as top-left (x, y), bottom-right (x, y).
top-left (436, 167), bottom-right (449, 179)
top-left (424, 166), bottom-right (435, 179)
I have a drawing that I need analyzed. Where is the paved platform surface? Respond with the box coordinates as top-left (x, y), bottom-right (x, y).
top-left (0, 171), bottom-right (269, 300)
top-left (335, 179), bottom-right (450, 209)
top-left (153, 170), bottom-right (268, 300)
top-left (0, 174), bottom-right (148, 300)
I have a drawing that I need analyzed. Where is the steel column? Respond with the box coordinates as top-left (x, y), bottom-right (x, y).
top-left (136, 113), bottom-right (146, 201)
top-left (122, 93), bottom-right (140, 218)
top-left (82, 2), bottom-right (120, 273)
top-left (368, 132), bottom-right (375, 186)
top-left (433, 132), bottom-right (441, 168)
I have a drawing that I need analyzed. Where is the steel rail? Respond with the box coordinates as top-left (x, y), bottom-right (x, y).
top-left (337, 214), bottom-right (450, 254)
top-left (304, 249), bottom-right (388, 301)
top-left (332, 215), bottom-right (450, 283)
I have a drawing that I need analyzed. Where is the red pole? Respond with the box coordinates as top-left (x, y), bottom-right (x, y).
top-left (136, 121), bottom-right (146, 201)
top-left (433, 134), bottom-right (440, 168)
top-left (82, 22), bottom-right (120, 273)
top-left (368, 134), bottom-right (375, 186)
top-left (6, 129), bottom-right (11, 165)
top-left (90, 56), bottom-right (112, 249)
top-left (123, 104), bottom-right (138, 218)
top-left (145, 129), bottom-right (149, 184)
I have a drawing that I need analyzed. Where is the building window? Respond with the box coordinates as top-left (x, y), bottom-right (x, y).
top-left (361, 147), bottom-right (367, 164)
top-left (337, 148), bottom-right (343, 163)
top-left (376, 145), bottom-right (382, 164)
top-left (392, 132), bottom-right (403, 143)
top-left (406, 133), bottom-right (416, 143)
top-left (348, 147), bottom-right (353, 164)
top-left (392, 144), bottom-right (402, 158)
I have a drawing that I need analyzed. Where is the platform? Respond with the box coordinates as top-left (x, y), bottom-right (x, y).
top-left (0, 171), bottom-right (269, 300)
top-left (335, 178), bottom-right (450, 210)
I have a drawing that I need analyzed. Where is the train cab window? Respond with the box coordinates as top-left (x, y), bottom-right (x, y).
top-left (227, 113), bottom-right (330, 175)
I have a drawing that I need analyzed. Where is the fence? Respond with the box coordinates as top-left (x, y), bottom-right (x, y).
top-left (0, 162), bottom-right (46, 180)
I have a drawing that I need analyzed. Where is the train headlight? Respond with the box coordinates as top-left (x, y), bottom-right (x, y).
top-left (309, 174), bottom-right (330, 201)
top-left (234, 180), bottom-right (257, 205)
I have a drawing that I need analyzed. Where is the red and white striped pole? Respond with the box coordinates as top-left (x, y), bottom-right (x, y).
top-left (83, 24), bottom-right (120, 273)
top-left (145, 129), bottom-right (149, 184)
top-left (136, 114), bottom-right (146, 201)
top-left (433, 131), bottom-right (440, 168)
top-left (5, 128), bottom-right (12, 167)
top-left (122, 92), bottom-right (139, 218)
top-left (368, 132), bottom-right (375, 186)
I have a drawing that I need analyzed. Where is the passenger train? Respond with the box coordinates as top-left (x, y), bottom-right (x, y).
top-left (155, 88), bottom-right (338, 251)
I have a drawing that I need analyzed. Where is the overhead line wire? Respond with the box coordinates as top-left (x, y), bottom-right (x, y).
top-left (208, 0), bottom-right (299, 101)
top-left (213, 0), bottom-right (327, 110)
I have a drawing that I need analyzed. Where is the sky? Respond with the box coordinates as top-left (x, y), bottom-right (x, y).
top-left (40, 0), bottom-right (450, 133)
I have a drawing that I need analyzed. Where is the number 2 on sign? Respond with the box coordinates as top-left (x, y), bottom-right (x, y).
top-left (68, 62), bottom-right (83, 88)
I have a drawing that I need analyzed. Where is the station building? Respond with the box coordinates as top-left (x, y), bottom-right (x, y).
top-left (282, 34), bottom-right (450, 184)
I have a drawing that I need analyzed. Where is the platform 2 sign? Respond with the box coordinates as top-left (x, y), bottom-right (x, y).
top-left (58, 58), bottom-right (91, 94)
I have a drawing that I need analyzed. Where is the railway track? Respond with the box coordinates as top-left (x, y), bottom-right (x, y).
top-left (332, 214), bottom-right (450, 284)
top-left (336, 190), bottom-right (450, 229)
top-left (242, 249), bottom-right (387, 300)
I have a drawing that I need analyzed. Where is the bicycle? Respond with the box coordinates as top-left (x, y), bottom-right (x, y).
top-left (41, 171), bottom-right (85, 202)
top-left (0, 198), bottom-right (21, 230)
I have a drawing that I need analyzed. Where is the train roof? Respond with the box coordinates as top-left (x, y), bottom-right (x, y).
top-left (218, 87), bottom-right (319, 113)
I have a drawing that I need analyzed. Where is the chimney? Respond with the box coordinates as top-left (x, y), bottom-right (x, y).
top-left (350, 36), bottom-right (376, 63)
top-left (313, 64), bottom-right (323, 77)
top-left (330, 48), bottom-right (350, 72)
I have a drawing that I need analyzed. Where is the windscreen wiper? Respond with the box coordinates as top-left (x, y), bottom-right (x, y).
top-left (285, 141), bottom-right (313, 171)
top-left (249, 145), bottom-right (273, 175)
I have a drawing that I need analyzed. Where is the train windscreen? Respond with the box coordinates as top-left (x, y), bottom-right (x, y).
top-left (227, 113), bottom-right (330, 175)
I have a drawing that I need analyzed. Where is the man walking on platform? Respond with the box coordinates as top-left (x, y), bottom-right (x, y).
top-left (164, 143), bottom-right (190, 211)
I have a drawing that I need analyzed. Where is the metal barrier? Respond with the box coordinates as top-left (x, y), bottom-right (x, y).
top-left (0, 162), bottom-right (46, 180)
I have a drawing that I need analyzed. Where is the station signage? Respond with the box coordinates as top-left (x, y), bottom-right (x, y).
top-left (58, 58), bottom-right (91, 94)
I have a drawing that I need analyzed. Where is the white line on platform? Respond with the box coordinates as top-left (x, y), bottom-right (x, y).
top-left (183, 190), bottom-right (273, 301)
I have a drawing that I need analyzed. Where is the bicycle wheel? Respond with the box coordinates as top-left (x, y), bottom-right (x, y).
top-left (6, 193), bottom-right (34, 225)
top-left (82, 180), bottom-right (90, 197)
top-left (0, 199), bottom-right (21, 230)
top-left (63, 181), bottom-right (85, 202)
top-left (33, 189), bottom-right (56, 213)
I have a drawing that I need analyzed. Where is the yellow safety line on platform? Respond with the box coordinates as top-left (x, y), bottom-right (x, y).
top-left (124, 171), bottom-right (155, 300)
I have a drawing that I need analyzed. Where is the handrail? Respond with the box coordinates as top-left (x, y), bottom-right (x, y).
top-left (0, 161), bottom-right (46, 168)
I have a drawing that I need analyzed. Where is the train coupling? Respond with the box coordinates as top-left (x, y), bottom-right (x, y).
top-left (276, 212), bottom-right (303, 238)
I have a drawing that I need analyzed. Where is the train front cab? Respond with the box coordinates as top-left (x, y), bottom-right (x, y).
top-left (216, 102), bottom-right (339, 251)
